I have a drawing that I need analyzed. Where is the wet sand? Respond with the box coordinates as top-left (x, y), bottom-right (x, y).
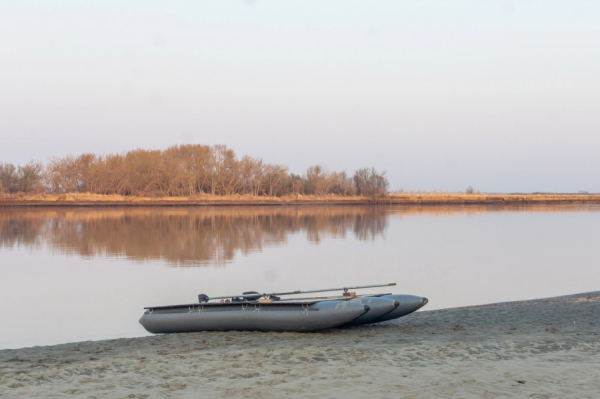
top-left (1, 292), bottom-right (598, 398)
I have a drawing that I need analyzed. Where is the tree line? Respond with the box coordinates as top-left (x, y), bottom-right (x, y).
top-left (0, 144), bottom-right (389, 198)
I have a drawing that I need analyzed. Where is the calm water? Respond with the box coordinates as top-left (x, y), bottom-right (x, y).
top-left (1, 205), bottom-right (599, 349)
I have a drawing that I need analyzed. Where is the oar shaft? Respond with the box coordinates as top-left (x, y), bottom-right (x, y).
top-left (292, 283), bottom-right (396, 295)
top-left (207, 283), bottom-right (396, 300)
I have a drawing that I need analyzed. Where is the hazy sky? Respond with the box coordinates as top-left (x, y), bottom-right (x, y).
top-left (1, 0), bottom-right (599, 192)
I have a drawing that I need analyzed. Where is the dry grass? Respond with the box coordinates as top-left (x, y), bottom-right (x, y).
top-left (0, 193), bottom-right (369, 205)
top-left (386, 192), bottom-right (600, 204)
top-left (1, 192), bottom-right (599, 207)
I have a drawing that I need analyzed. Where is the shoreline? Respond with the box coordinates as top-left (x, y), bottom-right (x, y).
top-left (3, 291), bottom-right (599, 352)
top-left (2, 292), bottom-right (598, 398)
top-left (2, 193), bottom-right (600, 207)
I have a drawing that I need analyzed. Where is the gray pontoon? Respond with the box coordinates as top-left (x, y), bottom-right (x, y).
top-left (370, 294), bottom-right (429, 323)
top-left (345, 297), bottom-right (399, 325)
top-left (140, 300), bottom-right (369, 333)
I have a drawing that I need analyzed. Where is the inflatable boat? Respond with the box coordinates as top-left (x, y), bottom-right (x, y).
top-left (139, 283), bottom-right (428, 333)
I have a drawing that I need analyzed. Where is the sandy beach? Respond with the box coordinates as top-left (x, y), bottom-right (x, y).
top-left (1, 292), bottom-right (598, 398)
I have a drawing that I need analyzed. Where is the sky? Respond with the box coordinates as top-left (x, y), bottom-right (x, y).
top-left (1, 0), bottom-right (599, 192)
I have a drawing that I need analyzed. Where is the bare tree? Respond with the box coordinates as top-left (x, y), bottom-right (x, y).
top-left (329, 171), bottom-right (355, 196)
top-left (75, 153), bottom-right (98, 193)
top-left (17, 161), bottom-right (45, 193)
top-left (0, 163), bottom-right (18, 193)
top-left (102, 154), bottom-right (129, 195)
top-left (209, 145), bottom-right (240, 195)
top-left (46, 157), bottom-right (75, 193)
top-left (288, 173), bottom-right (304, 195)
top-left (353, 168), bottom-right (389, 199)
top-left (305, 165), bottom-right (334, 196)
top-left (239, 156), bottom-right (264, 195)
top-left (264, 164), bottom-right (289, 196)
top-left (124, 149), bottom-right (165, 196)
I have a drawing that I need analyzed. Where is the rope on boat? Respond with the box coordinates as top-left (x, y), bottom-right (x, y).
top-left (254, 304), bottom-right (261, 312)
top-left (302, 303), bottom-right (309, 316)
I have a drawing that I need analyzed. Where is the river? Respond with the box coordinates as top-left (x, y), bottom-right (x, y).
top-left (1, 205), bottom-right (598, 349)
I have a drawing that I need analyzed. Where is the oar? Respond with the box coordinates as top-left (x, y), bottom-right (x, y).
top-left (204, 283), bottom-right (396, 301)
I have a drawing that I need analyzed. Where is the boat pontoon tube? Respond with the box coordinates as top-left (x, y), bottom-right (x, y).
top-left (139, 300), bottom-right (369, 333)
top-left (369, 295), bottom-right (428, 323)
top-left (344, 297), bottom-right (399, 325)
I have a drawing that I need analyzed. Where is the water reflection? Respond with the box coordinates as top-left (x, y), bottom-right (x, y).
top-left (1, 205), bottom-right (597, 266)
top-left (0, 207), bottom-right (390, 266)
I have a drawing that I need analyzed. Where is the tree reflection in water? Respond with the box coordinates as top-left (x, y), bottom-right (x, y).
top-left (1, 204), bottom-right (596, 266)
top-left (0, 207), bottom-right (389, 266)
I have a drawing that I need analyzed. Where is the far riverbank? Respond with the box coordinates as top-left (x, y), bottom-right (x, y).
top-left (2, 192), bottom-right (600, 207)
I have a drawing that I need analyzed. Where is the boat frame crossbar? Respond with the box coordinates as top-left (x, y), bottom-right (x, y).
top-left (205, 283), bottom-right (397, 301)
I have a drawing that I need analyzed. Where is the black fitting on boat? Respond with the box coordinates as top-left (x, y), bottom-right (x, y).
top-left (198, 294), bottom-right (209, 303)
top-left (243, 291), bottom-right (262, 301)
